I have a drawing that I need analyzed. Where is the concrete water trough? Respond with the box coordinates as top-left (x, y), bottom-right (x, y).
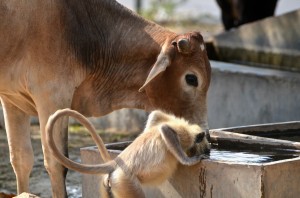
top-left (80, 121), bottom-right (300, 198)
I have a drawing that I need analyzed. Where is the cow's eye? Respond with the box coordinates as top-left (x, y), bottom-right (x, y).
top-left (185, 74), bottom-right (198, 87)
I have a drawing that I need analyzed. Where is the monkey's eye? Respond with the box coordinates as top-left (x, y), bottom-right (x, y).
top-left (195, 133), bottom-right (205, 143)
top-left (185, 74), bottom-right (198, 87)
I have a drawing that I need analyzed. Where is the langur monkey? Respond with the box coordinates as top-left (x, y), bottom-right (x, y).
top-left (46, 109), bottom-right (210, 198)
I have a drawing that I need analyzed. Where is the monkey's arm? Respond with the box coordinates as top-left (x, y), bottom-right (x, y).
top-left (160, 125), bottom-right (206, 166)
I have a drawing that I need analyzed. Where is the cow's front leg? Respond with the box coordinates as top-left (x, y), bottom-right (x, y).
top-left (1, 98), bottom-right (33, 194)
top-left (38, 109), bottom-right (69, 198)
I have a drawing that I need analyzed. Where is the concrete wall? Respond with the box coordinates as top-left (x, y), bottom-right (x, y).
top-left (1, 60), bottom-right (300, 130)
top-left (211, 10), bottom-right (300, 71)
top-left (208, 61), bottom-right (300, 128)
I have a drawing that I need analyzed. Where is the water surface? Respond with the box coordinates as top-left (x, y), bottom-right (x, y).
top-left (209, 144), bottom-right (300, 164)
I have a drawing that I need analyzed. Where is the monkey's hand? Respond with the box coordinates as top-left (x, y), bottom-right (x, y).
top-left (184, 154), bottom-right (209, 166)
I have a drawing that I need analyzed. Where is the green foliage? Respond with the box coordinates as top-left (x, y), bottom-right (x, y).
top-left (143, 0), bottom-right (188, 21)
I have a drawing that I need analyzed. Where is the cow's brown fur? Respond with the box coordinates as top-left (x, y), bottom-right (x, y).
top-left (0, 0), bottom-right (211, 197)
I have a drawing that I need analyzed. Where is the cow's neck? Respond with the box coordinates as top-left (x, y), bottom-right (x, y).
top-left (67, 0), bottom-right (176, 116)
top-left (63, 0), bottom-right (172, 66)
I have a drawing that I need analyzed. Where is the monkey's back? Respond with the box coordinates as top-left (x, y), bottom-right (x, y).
top-left (117, 129), bottom-right (178, 185)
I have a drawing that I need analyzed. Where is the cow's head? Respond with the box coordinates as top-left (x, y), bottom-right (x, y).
top-left (139, 32), bottom-right (211, 135)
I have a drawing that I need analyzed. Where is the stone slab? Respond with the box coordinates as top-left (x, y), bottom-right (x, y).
top-left (208, 60), bottom-right (300, 128)
top-left (210, 10), bottom-right (300, 71)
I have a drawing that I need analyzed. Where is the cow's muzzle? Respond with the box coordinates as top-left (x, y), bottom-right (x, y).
top-left (205, 129), bottom-right (211, 143)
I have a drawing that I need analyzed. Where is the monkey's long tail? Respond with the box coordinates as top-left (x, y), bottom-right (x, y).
top-left (46, 108), bottom-right (115, 174)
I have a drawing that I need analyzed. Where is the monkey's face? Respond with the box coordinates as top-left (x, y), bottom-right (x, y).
top-left (146, 110), bottom-right (210, 157)
top-left (186, 126), bottom-right (211, 157)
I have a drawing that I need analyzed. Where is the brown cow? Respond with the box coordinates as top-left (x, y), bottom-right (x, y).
top-left (0, 0), bottom-right (211, 197)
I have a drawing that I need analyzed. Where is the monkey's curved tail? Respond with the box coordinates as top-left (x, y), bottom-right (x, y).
top-left (46, 108), bottom-right (115, 174)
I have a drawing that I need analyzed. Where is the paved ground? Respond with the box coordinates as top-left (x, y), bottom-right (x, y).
top-left (0, 126), bottom-right (137, 198)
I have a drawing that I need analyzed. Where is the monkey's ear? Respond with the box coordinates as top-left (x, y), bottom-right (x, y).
top-left (145, 111), bottom-right (170, 129)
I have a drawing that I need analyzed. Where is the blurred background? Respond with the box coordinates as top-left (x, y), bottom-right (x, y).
top-left (1, 0), bottom-right (300, 197)
top-left (118, 0), bottom-right (300, 35)
top-left (118, 0), bottom-right (300, 20)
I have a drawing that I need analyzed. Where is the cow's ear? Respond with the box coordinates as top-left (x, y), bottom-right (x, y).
top-left (139, 45), bottom-right (175, 92)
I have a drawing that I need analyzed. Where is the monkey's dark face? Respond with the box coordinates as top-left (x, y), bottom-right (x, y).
top-left (187, 132), bottom-right (211, 157)
top-left (195, 133), bottom-right (205, 143)
top-left (146, 110), bottom-right (210, 157)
